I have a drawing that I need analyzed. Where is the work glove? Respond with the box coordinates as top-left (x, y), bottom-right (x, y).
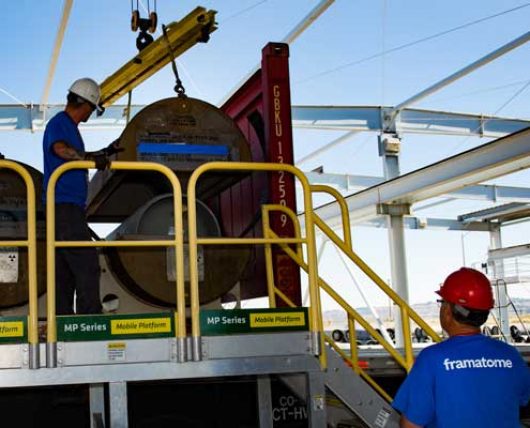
top-left (102, 139), bottom-right (125, 157)
top-left (84, 152), bottom-right (109, 171)
top-left (92, 153), bottom-right (110, 171)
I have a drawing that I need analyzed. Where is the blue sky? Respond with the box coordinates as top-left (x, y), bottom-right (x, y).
top-left (1, 0), bottom-right (530, 307)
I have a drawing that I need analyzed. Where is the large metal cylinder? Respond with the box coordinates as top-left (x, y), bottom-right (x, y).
top-left (106, 194), bottom-right (250, 307)
top-left (87, 96), bottom-right (252, 220)
top-left (0, 162), bottom-right (46, 308)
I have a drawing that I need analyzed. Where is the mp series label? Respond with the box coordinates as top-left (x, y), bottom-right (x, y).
top-left (200, 308), bottom-right (308, 335)
top-left (57, 313), bottom-right (174, 342)
top-left (0, 317), bottom-right (26, 343)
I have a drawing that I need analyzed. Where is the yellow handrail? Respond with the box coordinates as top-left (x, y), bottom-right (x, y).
top-left (312, 213), bottom-right (441, 345)
top-left (324, 336), bottom-right (393, 402)
top-left (186, 162), bottom-right (323, 361)
top-left (310, 185), bottom-right (352, 249)
top-left (0, 160), bottom-right (38, 368)
top-left (266, 228), bottom-right (406, 364)
top-left (45, 161), bottom-right (185, 366)
top-left (307, 184), bottom-right (440, 374)
top-left (262, 204), bottom-right (304, 308)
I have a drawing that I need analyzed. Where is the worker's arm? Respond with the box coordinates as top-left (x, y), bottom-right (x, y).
top-left (400, 415), bottom-right (422, 428)
top-left (52, 141), bottom-right (84, 161)
top-left (52, 140), bottom-right (122, 170)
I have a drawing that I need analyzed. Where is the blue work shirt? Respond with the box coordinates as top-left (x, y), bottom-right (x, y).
top-left (43, 111), bottom-right (88, 207)
top-left (392, 334), bottom-right (530, 428)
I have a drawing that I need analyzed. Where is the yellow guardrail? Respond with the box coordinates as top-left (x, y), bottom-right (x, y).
top-left (45, 161), bottom-right (185, 367)
top-left (259, 183), bottom-right (441, 400)
top-left (309, 184), bottom-right (441, 398)
top-left (186, 161), bottom-right (323, 362)
top-left (0, 160), bottom-right (39, 369)
top-left (309, 184), bottom-right (441, 366)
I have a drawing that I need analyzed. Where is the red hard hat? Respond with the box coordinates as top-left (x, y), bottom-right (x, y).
top-left (436, 268), bottom-right (494, 310)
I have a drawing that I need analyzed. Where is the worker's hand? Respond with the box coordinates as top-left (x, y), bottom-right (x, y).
top-left (102, 139), bottom-right (125, 157)
top-left (85, 152), bottom-right (109, 171)
top-left (93, 153), bottom-right (110, 171)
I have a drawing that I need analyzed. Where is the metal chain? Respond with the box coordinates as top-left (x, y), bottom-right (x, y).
top-left (161, 24), bottom-right (186, 96)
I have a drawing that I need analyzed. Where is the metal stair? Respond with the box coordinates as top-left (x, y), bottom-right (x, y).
top-left (280, 345), bottom-right (400, 428)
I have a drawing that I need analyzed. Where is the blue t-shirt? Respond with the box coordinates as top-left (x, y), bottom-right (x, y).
top-left (42, 111), bottom-right (88, 207)
top-left (392, 334), bottom-right (530, 428)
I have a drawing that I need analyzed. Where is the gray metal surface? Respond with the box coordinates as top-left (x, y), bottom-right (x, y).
top-left (0, 344), bottom-right (26, 369)
top-left (324, 347), bottom-right (399, 428)
top-left (202, 332), bottom-right (312, 359)
top-left (58, 338), bottom-right (175, 367)
top-left (109, 381), bottom-right (128, 428)
top-left (0, 354), bottom-right (321, 388)
top-left (257, 376), bottom-right (274, 428)
top-left (90, 383), bottom-right (106, 428)
top-left (307, 370), bottom-right (327, 428)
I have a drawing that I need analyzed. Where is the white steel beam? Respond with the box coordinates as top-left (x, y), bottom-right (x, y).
top-left (4, 104), bottom-right (530, 134)
top-left (489, 243), bottom-right (530, 261)
top-left (308, 127), bottom-right (530, 226)
top-left (393, 31), bottom-right (530, 114)
top-left (40, 0), bottom-right (74, 112)
top-left (303, 171), bottom-right (530, 204)
top-left (293, 106), bottom-right (530, 137)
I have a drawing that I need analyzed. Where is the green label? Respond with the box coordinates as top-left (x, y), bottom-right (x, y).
top-left (57, 312), bottom-right (174, 342)
top-left (200, 308), bottom-right (308, 336)
top-left (0, 316), bottom-right (27, 344)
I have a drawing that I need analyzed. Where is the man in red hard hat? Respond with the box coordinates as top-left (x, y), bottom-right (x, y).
top-left (392, 267), bottom-right (530, 428)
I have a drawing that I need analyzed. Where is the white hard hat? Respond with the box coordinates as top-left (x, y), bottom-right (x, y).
top-left (69, 78), bottom-right (102, 112)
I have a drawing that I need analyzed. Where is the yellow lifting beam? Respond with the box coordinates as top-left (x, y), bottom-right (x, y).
top-left (99, 6), bottom-right (217, 107)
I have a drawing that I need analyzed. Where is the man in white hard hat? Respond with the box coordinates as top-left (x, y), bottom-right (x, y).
top-left (42, 77), bottom-right (123, 314)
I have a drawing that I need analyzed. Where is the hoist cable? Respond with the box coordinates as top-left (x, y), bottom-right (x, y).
top-left (162, 24), bottom-right (186, 96)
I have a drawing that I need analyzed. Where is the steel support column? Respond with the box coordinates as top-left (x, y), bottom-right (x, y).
top-left (490, 227), bottom-right (511, 341)
top-left (109, 381), bottom-right (128, 428)
top-left (257, 376), bottom-right (273, 428)
top-left (306, 370), bottom-right (326, 427)
top-left (90, 383), bottom-right (106, 428)
top-left (379, 134), bottom-right (411, 347)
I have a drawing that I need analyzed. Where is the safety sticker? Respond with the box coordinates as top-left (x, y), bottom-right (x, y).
top-left (374, 408), bottom-right (391, 427)
top-left (107, 342), bottom-right (126, 362)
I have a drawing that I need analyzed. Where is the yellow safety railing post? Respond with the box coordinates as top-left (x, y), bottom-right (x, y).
top-left (0, 160), bottom-right (39, 369)
top-left (261, 206), bottom-right (277, 308)
top-left (310, 185), bottom-right (352, 249)
top-left (347, 316), bottom-right (359, 373)
top-left (45, 160), bottom-right (184, 367)
top-left (262, 204), bottom-right (305, 308)
top-left (312, 213), bottom-right (440, 343)
top-left (187, 162), bottom-right (323, 364)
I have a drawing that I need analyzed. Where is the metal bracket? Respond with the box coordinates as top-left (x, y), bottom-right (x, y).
top-left (381, 107), bottom-right (396, 134)
top-left (378, 133), bottom-right (401, 157)
top-left (377, 203), bottom-right (411, 216)
top-left (57, 342), bottom-right (65, 367)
